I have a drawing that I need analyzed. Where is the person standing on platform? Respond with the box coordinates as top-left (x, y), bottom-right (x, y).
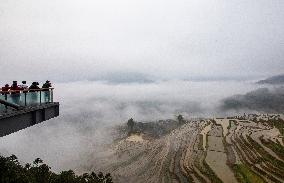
top-left (42, 80), bottom-right (52, 103)
top-left (18, 81), bottom-right (28, 105)
top-left (10, 81), bottom-right (21, 104)
top-left (29, 82), bottom-right (40, 105)
top-left (29, 82), bottom-right (40, 91)
top-left (1, 84), bottom-right (10, 95)
top-left (19, 81), bottom-right (28, 91)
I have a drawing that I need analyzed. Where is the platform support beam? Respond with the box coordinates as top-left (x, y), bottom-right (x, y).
top-left (0, 103), bottom-right (59, 137)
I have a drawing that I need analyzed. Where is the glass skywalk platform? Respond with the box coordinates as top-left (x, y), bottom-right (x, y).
top-left (0, 88), bottom-right (54, 113)
top-left (0, 88), bottom-right (59, 137)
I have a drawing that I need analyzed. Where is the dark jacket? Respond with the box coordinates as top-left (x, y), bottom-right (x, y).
top-left (42, 83), bottom-right (51, 91)
top-left (29, 84), bottom-right (40, 92)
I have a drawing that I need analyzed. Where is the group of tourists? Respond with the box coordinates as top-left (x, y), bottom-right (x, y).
top-left (1, 80), bottom-right (52, 94)
top-left (0, 80), bottom-right (52, 105)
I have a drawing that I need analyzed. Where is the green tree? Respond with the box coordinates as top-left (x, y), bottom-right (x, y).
top-left (177, 114), bottom-right (185, 124)
top-left (127, 118), bottom-right (135, 134)
top-left (0, 155), bottom-right (113, 183)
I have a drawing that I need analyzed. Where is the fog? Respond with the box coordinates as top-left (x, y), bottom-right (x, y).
top-left (0, 79), bottom-right (264, 172)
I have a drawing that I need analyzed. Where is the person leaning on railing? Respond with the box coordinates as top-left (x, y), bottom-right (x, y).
top-left (29, 82), bottom-right (40, 91)
top-left (28, 82), bottom-right (40, 104)
top-left (42, 80), bottom-right (52, 103)
top-left (1, 84), bottom-right (10, 95)
top-left (10, 81), bottom-right (21, 104)
top-left (10, 81), bottom-right (20, 94)
top-left (42, 80), bottom-right (51, 91)
top-left (19, 81), bottom-right (28, 93)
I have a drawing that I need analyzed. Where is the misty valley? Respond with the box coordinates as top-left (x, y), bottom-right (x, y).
top-left (1, 76), bottom-right (284, 183)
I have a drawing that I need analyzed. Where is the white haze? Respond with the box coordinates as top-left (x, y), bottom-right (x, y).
top-left (0, 0), bottom-right (284, 82)
top-left (0, 80), bottom-right (263, 172)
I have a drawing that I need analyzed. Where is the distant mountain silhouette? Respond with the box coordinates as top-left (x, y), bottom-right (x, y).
top-left (221, 87), bottom-right (284, 113)
top-left (90, 72), bottom-right (154, 84)
top-left (257, 74), bottom-right (284, 84)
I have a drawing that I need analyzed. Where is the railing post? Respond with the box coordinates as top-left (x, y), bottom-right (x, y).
top-left (40, 90), bottom-right (42, 105)
top-left (24, 92), bottom-right (27, 106)
top-left (51, 89), bottom-right (53, 102)
top-left (5, 93), bottom-right (7, 111)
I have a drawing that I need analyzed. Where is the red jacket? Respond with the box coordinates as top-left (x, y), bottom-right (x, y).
top-left (1, 86), bottom-right (10, 95)
top-left (10, 85), bottom-right (21, 94)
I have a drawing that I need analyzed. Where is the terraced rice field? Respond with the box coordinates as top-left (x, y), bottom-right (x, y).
top-left (90, 115), bottom-right (284, 183)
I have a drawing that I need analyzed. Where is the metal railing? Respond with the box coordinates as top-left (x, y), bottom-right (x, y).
top-left (0, 88), bottom-right (54, 112)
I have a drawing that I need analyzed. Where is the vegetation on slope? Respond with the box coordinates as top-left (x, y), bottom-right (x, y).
top-left (260, 136), bottom-right (284, 160)
top-left (0, 155), bottom-right (113, 183)
top-left (246, 136), bottom-right (284, 171)
top-left (265, 118), bottom-right (284, 136)
top-left (126, 118), bottom-right (182, 138)
top-left (233, 164), bottom-right (266, 183)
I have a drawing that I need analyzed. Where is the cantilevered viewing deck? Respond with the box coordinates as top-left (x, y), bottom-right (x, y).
top-left (0, 88), bottom-right (59, 137)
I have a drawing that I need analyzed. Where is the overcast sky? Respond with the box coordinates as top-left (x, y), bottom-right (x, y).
top-left (0, 0), bottom-right (283, 82)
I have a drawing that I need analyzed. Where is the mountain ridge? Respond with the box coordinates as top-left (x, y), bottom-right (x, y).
top-left (257, 74), bottom-right (284, 84)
